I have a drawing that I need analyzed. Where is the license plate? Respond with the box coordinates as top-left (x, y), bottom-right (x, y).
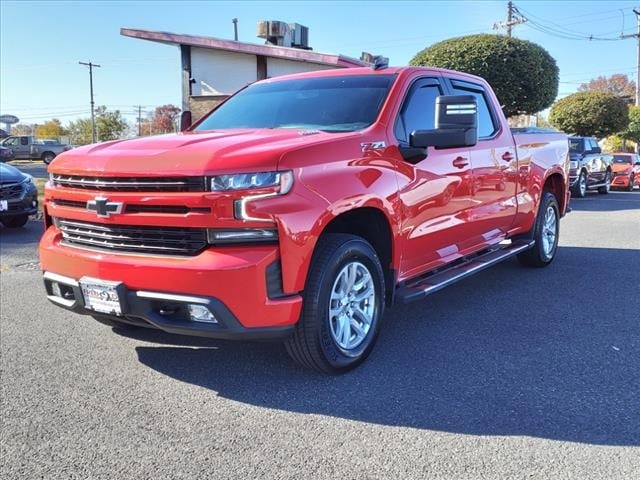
top-left (80, 278), bottom-right (123, 316)
top-left (0, 200), bottom-right (7, 212)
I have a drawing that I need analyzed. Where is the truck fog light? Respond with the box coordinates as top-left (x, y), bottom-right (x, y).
top-left (188, 304), bottom-right (218, 323)
top-left (51, 282), bottom-right (62, 298)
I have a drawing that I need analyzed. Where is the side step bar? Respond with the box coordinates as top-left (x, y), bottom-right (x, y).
top-left (396, 240), bottom-right (534, 304)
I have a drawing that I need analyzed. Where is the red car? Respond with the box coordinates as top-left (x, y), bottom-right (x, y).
top-left (40, 66), bottom-right (570, 372)
top-left (610, 153), bottom-right (640, 191)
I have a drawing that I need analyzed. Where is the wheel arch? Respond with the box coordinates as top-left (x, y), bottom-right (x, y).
top-left (543, 171), bottom-right (567, 214)
top-left (320, 207), bottom-right (395, 306)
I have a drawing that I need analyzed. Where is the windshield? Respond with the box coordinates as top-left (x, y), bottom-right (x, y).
top-left (569, 138), bottom-right (584, 153)
top-left (612, 155), bottom-right (633, 164)
top-left (195, 74), bottom-right (396, 133)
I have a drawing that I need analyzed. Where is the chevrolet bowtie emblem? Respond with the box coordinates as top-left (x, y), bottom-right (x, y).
top-left (87, 197), bottom-right (123, 218)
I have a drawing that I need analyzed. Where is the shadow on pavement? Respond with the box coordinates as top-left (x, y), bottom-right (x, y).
top-left (569, 190), bottom-right (640, 212)
top-left (0, 219), bottom-right (43, 246)
top-left (130, 246), bottom-right (640, 446)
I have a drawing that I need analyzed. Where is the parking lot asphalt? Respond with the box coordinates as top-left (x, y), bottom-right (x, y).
top-left (1, 191), bottom-right (639, 479)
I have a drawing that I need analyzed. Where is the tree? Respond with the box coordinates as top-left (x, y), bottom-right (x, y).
top-left (35, 119), bottom-right (66, 139)
top-left (619, 105), bottom-right (640, 145)
top-left (10, 124), bottom-right (34, 136)
top-left (549, 91), bottom-right (629, 138)
top-left (410, 34), bottom-right (559, 117)
top-left (95, 106), bottom-right (129, 141)
top-left (578, 74), bottom-right (635, 101)
top-left (66, 106), bottom-right (130, 145)
top-left (66, 118), bottom-right (92, 145)
top-left (150, 104), bottom-right (181, 134)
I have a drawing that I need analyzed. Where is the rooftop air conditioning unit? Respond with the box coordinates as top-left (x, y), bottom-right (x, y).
top-left (257, 20), bottom-right (292, 47)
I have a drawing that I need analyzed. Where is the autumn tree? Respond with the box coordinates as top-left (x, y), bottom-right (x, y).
top-left (578, 74), bottom-right (635, 102)
top-left (9, 124), bottom-right (34, 136)
top-left (35, 119), bottom-right (66, 139)
top-left (150, 104), bottom-right (181, 134)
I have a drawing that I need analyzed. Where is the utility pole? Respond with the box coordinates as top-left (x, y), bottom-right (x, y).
top-left (135, 105), bottom-right (143, 136)
top-left (79, 61), bottom-right (100, 143)
top-left (232, 18), bottom-right (238, 41)
top-left (493, 1), bottom-right (527, 37)
top-left (621, 8), bottom-right (640, 106)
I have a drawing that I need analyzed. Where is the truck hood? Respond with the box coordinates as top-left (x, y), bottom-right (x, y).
top-left (49, 129), bottom-right (345, 176)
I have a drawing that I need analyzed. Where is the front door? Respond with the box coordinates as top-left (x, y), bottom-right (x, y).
top-left (392, 76), bottom-right (476, 280)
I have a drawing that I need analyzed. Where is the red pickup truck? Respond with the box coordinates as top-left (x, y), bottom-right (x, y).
top-left (40, 66), bottom-right (569, 373)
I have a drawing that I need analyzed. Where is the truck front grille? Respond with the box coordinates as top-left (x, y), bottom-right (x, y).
top-left (55, 218), bottom-right (208, 256)
top-left (52, 175), bottom-right (205, 192)
top-left (0, 183), bottom-right (24, 200)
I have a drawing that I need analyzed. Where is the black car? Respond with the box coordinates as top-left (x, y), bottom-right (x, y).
top-left (568, 136), bottom-right (613, 197)
top-left (0, 163), bottom-right (38, 228)
top-left (0, 145), bottom-right (15, 162)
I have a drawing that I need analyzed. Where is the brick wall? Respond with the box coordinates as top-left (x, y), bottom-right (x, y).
top-left (189, 95), bottom-right (229, 121)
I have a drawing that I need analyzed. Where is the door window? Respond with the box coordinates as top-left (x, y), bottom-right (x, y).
top-left (450, 80), bottom-right (497, 139)
top-left (395, 80), bottom-right (442, 144)
top-left (20, 137), bottom-right (29, 146)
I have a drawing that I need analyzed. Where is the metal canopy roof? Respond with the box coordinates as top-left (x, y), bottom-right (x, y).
top-left (120, 28), bottom-right (368, 68)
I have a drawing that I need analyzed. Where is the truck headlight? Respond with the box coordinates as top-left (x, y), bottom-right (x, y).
top-left (210, 170), bottom-right (293, 193)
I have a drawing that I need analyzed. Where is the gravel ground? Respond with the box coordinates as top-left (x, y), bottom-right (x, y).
top-left (1, 190), bottom-right (639, 479)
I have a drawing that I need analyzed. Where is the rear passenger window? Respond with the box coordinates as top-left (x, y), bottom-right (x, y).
top-left (450, 80), bottom-right (497, 139)
top-left (20, 137), bottom-right (29, 146)
top-left (395, 80), bottom-right (442, 144)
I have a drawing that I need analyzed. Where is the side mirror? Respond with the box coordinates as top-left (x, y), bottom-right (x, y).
top-left (180, 111), bottom-right (192, 132)
top-left (410, 95), bottom-right (478, 150)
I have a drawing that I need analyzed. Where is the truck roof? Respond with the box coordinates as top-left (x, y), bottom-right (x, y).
top-left (258, 66), bottom-right (489, 85)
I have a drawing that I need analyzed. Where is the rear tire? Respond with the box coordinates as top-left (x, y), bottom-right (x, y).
top-left (517, 191), bottom-right (560, 268)
top-left (285, 233), bottom-right (385, 373)
top-left (1, 215), bottom-right (29, 228)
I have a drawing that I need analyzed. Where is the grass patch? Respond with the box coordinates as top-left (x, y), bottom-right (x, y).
top-left (35, 178), bottom-right (46, 210)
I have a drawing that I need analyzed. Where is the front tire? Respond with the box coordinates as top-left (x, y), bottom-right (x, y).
top-left (42, 152), bottom-right (55, 164)
top-left (628, 175), bottom-right (635, 192)
top-left (1, 215), bottom-right (29, 228)
top-left (573, 170), bottom-right (587, 198)
top-left (517, 191), bottom-right (560, 268)
top-left (598, 171), bottom-right (611, 194)
top-left (285, 233), bottom-right (385, 373)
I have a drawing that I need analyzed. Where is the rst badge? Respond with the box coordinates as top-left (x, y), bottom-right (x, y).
top-left (86, 197), bottom-right (123, 218)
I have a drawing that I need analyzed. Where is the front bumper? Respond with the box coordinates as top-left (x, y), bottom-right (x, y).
top-left (43, 272), bottom-right (295, 340)
top-left (0, 183), bottom-right (38, 217)
top-left (611, 173), bottom-right (631, 187)
top-left (40, 227), bottom-right (303, 339)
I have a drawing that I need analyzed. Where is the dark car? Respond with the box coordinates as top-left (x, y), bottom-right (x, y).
top-left (0, 163), bottom-right (38, 228)
top-left (568, 136), bottom-right (613, 197)
top-left (0, 145), bottom-right (15, 162)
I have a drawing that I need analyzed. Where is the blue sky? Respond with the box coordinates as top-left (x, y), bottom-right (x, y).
top-left (1, 0), bottom-right (637, 127)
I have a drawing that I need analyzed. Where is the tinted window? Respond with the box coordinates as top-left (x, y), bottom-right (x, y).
top-left (195, 75), bottom-right (395, 133)
top-left (450, 80), bottom-right (497, 138)
top-left (613, 155), bottom-right (633, 164)
top-left (569, 138), bottom-right (584, 153)
top-left (396, 81), bottom-right (442, 143)
top-left (20, 137), bottom-right (28, 146)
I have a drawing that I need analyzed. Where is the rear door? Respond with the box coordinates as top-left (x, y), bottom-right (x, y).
top-left (444, 77), bottom-right (518, 239)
